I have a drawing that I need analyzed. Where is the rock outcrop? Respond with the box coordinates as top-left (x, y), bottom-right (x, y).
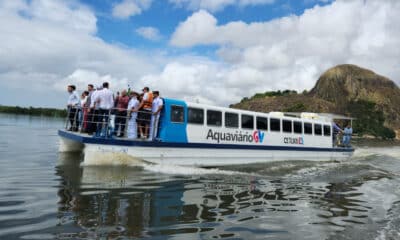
top-left (231, 64), bottom-right (400, 139)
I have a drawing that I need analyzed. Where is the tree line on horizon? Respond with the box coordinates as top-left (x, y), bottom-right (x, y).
top-left (0, 105), bottom-right (67, 118)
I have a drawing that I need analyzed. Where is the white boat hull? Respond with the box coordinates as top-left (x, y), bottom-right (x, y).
top-left (82, 142), bottom-right (352, 167)
top-left (58, 130), bottom-right (353, 167)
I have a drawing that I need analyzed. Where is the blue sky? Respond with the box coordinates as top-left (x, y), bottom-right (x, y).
top-left (92, 0), bottom-right (333, 54)
top-left (0, 0), bottom-right (398, 108)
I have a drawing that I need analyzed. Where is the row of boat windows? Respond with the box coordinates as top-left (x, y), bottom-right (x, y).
top-left (170, 106), bottom-right (331, 136)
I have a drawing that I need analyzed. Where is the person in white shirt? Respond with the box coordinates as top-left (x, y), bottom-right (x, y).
top-left (95, 82), bottom-right (114, 110)
top-left (149, 91), bottom-right (163, 140)
top-left (87, 85), bottom-right (102, 135)
top-left (67, 85), bottom-right (80, 131)
top-left (127, 92), bottom-right (140, 139)
top-left (92, 82), bottom-right (114, 137)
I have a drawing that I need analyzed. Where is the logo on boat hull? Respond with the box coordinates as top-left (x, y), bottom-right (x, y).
top-left (283, 137), bottom-right (304, 145)
top-left (253, 130), bottom-right (265, 143)
top-left (206, 129), bottom-right (265, 144)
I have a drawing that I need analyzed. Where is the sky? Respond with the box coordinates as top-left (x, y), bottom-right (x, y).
top-left (0, 0), bottom-right (399, 108)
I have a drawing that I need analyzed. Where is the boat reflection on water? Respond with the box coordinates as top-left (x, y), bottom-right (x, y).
top-left (57, 153), bottom-right (186, 238)
top-left (55, 153), bottom-right (391, 239)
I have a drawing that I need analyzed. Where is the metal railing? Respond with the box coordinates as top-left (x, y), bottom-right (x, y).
top-left (65, 106), bottom-right (162, 140)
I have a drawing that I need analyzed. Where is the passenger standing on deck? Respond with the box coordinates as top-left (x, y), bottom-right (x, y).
top-left (87, 85), bottom-right (102, 135)
top-left (114, 90), bottom-right (130, 137)
top-left (138, 87), bottom-right (153, 139)
top-left (94, 82), bottom-right (114, 136)
top-left (342, 124), bottom-right (353, 147)
top-left (79, 91), bottom-right (89, 131)
top-left (83, 84), bottom-right (94, 132)
top-left (127, 92), bottom-right (140, 139)
top-left (67, 85), bottom-right (80, 131)
top-left (149, 91), bottom-right (163, 140)
top-left (332, 122), bottom-right (342, 147)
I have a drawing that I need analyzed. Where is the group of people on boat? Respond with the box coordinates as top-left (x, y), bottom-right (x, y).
top-left (66, 82), bottom-right (163, 140)
top-left (333, 122), bottom-right (353, 147)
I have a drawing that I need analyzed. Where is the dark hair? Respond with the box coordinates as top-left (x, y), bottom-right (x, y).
top-left (84, 91), bottom-right (89, 96)
top-left (103, 82), bottom-right (109, 88)
top-left (143, 87), bottom-right (149, 91)
top-left (68, 85), bottom-right (76, 90)
top-left (88, 84), bottom-right (94, 88)
top-left (153, 91), bottom-right (159, 95)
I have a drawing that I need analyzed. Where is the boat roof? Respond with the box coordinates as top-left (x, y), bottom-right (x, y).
top-left (164, 98), bottom-right (352, 122)
top-left (283, 112), bottom-right (355, 120)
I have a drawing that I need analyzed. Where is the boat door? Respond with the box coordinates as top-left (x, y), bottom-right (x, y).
top-left (158, 99), bottom-right (188, 143)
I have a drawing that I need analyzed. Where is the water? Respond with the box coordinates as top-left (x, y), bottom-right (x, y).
top-left (0, 113), bottom-right (399, 240)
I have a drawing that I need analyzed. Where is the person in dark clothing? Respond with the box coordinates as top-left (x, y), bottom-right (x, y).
top-left (114, 90), bottom-right (130, 137)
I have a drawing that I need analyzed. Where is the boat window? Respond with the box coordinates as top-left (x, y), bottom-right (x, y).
top-left (294, 121), bottom-right (302, 134)
top-left (225, 112), bottom-right (238, 128)
top-left (304, 122), bottom-right (312, 134)
top-left (282, 119), bottom-right (292, 133)
top-left (171, 105), bottom-right (185, 123)
top-left (323, 125), bottom-right (331, 136)
top-left (241, 114), bottom-right (254, 129)
top-left (314, 124), bottom-right (322, 135)
top-left (256, 116), bottom-right (268, 130)
top-left (207, 110), bottom-right (222, 127)
top-left (270, 118), bottom-right (281, 132)
top-left (188, 108), bottom-right (204, 124)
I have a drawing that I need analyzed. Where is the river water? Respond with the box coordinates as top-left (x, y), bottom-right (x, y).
top-left (0, 114), bottom-right (399, 240)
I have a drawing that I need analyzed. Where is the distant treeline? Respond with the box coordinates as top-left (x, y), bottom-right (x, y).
top-left (0, 105), bottom-right (67, 118)
top-left (240, 90), bottom-right (300, 103)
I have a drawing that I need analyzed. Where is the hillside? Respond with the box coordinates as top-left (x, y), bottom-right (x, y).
top-left (231, 64), bottom-right (400, 139)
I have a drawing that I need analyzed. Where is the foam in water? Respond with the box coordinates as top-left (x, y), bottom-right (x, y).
top-left (82, 150), bottom-right (248, 176)
top-left (354, 146), bottom-right (400, 159)
top-left (142, 163), bottom-right (247, 176)
top-left (82, 151), bottom-right (145, 166)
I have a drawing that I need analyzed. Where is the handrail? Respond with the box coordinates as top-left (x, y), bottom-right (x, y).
top-left (64, 106), bottom-right (162, 140)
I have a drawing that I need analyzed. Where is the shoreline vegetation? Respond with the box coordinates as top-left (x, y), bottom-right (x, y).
top-left (234, 91), bottom-right (397, 140)
top-left (0, 105), bottom-right (67, 118)
top-left (231, 64), bottom-right (400, 140)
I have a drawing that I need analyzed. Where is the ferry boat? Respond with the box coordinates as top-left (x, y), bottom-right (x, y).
top-left (58, 98), bottom-right (354, 166)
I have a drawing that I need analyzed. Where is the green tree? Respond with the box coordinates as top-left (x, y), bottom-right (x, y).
top-left (348, 100), bottom-right (396, 139)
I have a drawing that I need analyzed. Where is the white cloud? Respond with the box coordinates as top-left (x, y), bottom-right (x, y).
top-left (0, 0), bottom-right (158, 108)
top-left (169, 0), bottom-right (274, 12)
top-left (55, 69), bottom-right (129, 93)
top-left (166, 0), bottom-right (400, 105)
top-left (112, 0), bottom-right (152, 19)
top-left (0, 0), bottom-right (97, 34)
top-left (170, 10), bottom-right (218, 47)
top-left (136, 26), bottom-right (162, 41)
top-left (2, 0), bottom-right (400, 109)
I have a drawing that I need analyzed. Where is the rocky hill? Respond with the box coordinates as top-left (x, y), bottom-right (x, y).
top-left (231, 64), bottom-right (400, 139)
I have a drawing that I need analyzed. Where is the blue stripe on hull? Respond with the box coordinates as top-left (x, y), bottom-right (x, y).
top-left (58, 130), bottom-right (354, 153)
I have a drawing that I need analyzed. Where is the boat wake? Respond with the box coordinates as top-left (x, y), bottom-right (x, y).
top-left (353, 146), bottom-right (400, 159)
top-left (81, 151), bottom-right (248, 176)
top-left (142, 162), bottom-right (247, 176)
top-left (79, 146), bottom-right (400, 179)
top-left (81, 151), bottom-right (145, 167)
